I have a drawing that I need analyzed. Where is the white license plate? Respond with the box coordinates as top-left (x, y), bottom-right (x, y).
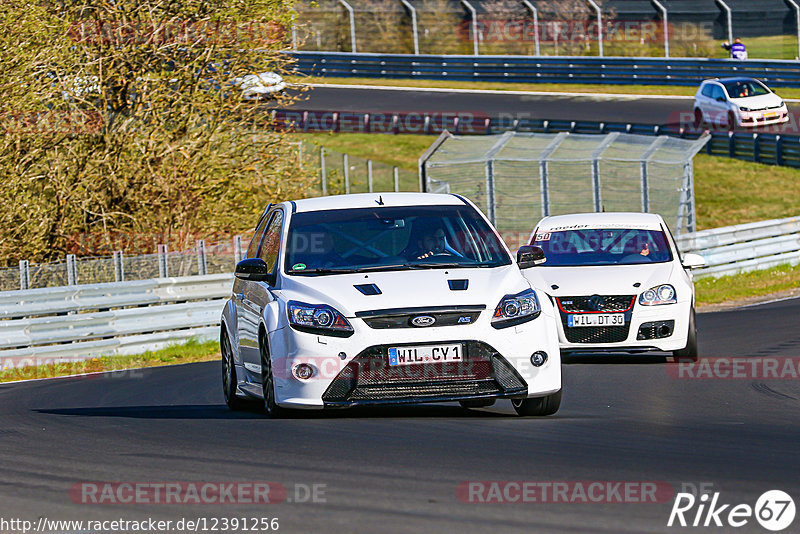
top-left (388, 344), bottom-right (462, 366)
top-left (568, 314), bottom-right (625, 327)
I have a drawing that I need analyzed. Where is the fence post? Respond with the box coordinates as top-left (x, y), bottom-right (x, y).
top-left (485, 160), bottom-right (496, 225)
top-left (728, 131), bottom-right (735, 158)
top-left (320, 147), bottom-right (328, 196)
top-left (234, 235), bottom-right (243, 264)
top-left (197, 240), bottom-right (207, 276)
top-left (344, 153), bottom-right (350, 194)
top-left (393, 167), bottom-right (400, 192)
top-left (776, 135), bottom-right (784, 166)
top-left (113, 251), bottom-right (124, 282)
top-left (640, 160), bottom-right (650, 213)
top-left (66, 254), bottom-right (77, 286)
top-left (753, 133), bottom-right (760, 163)
top-left (157, 244), bottom-right (168, 278)
top-left (19, 260), bottom-right (30, 290)
top-left (367, 160), bottom-right (374, 192)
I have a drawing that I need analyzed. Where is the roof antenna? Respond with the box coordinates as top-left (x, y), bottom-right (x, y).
top-left (376, 195), bottom-right (384, 205)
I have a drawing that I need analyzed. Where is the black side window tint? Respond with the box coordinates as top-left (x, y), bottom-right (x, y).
top-left (258, 211), bottom-right (284, 271)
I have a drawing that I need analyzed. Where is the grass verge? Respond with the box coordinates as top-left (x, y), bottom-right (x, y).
top-left (0, 338), bottom-right (219, 383)
top-left (294, 76), bottom-right (800, 100)
top-left (695, 263), bottom-right (800, 306)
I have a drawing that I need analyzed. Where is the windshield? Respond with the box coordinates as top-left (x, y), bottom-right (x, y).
top-left (722, 79), bottom-right (770, 99)
top-left (284, 205), bottom-right (512, 275)
top-left (531, 228), bottom-right (673, 267)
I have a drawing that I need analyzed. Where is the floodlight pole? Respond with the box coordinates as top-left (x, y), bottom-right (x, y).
top-left (715, 0), bottom-right (733, 48)
top-left (400, 0), bottom-right (420, 55)
top-left (338, 0), bottom-right (357, 53)
top-left (651, 0), bottom-right (669, 58)
top-left (586, 0), bottom-right (603, 57)
top-left (461, 0), bottom-right (480, 55)
top-left (786, 0), bottom-right (800, 60)
top-left (521, 0), bottom-right (541, 56)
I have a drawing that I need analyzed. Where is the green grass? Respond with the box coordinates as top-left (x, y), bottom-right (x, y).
top-left (695, 263), bottom-right (800, 306)
top-left (293, 76), bottom-right (800, 100)
top-left (693, 154), bottom-right (800, 230)
top-left (292, 132), bottom-right (435, 171)
top-left (0, 338), bottom-right (219, 383)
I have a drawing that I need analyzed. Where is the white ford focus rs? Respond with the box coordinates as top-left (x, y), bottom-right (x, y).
top-left (220, 193), bottom-right (562, 417)
top-left (521, 213), bottom-right (705, 360)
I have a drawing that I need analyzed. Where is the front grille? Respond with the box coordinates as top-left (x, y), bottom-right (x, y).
top-left (637, 320), bottom-right (675, 340)
top-left (356, 305), bottom-right (485, 330)
top-left (564, 325), bottom-right (630, 343)
top-left (321, 341), bottom-right (527, 405)
top-left (557, 295), bottom-right (634, 344)
top-left (556, 295), bottom-right (635, 313)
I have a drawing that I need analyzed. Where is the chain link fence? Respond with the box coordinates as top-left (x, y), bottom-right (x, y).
top-left (421, 131), bottom-right (710, 240)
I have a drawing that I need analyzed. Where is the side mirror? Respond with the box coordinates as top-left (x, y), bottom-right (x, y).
top-left (517, 245), bottom-right (546, 269)
top-left (682, 253), bottom-right (706, 270)
top-left (235, 258), bottom-right (276, 285)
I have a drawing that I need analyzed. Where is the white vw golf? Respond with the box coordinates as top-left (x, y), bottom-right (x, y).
top-left (522, 213), bottom-right (705, 359)
top-left (220, 193), bottom-right (562, 417)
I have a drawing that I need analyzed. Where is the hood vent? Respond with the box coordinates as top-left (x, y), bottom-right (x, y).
top-left (448, 279), bottom-right (469, 291)
top-left (354, 283), bottom-right (382, 296)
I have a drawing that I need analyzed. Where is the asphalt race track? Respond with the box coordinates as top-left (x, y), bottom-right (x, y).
top-left (290, 85), bottom-right (800, 133)
top-left (2, 297), bottom-right (799, 533)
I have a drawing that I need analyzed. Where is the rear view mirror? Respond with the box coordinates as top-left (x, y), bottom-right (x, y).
top-left (517, 245), bottom-right (546, 269)
top-left (681, 253), bottom-right (706, 270)
top-left (235, 258), bottom-right (276, 285)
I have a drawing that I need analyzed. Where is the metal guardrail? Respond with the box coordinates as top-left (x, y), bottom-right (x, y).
top-left (677, 216), bottom-right (800, 278)
top-left (274, 109), bottom-right (800, 169)
top-left (0, 274), bottom-right (232, 364)
top-left (290, 52), bottom-right (800, 88)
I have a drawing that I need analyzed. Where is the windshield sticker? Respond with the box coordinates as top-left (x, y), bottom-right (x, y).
top-left (292, 263), bottom-right (306, 271)
top-left (534, 232), bottom-right (551, 241)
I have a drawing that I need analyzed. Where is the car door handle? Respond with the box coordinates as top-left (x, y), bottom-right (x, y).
top-left (234, 292), bottom-right (245, 300)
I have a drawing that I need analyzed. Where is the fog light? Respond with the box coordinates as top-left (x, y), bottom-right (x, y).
top-left (293, 363), bottom-right (314, 380)
top-left (530, 351), bottom-right (547, 367)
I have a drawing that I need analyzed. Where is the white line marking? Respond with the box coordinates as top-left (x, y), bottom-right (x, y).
top-left (304, 83), bottom-right (800, 103)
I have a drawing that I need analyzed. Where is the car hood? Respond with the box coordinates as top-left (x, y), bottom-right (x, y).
top-left (731, 93), bottom-right (782, 109)
top-left (522, 262), bottom-right (676, 298)
top-left (275, 265), bottom-right (531, 317)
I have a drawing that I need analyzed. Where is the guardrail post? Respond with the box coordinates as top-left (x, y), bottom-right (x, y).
top-left (157, 244), bottom-right (168, 278)
top-left (234, 236), bottom-right (243, 264)
top-left (66, 254), bottom-right (77, 286)
top-left (320, 147), bottom-right (328, 196)
top-left (393, 166), bottom-right (400, 192)
top-left (728, 131), bottom-right (735, 158)
top-left (19, 260), bottom-right (30, 290)
top-left (367, 160), bottom-right (374, 192)
top-left (196, 240), bottom-right (207, 276)
top-left (113, 251), bottom-right (124, 282)
top-left (344, 153), bottom-right (350, 194)
top-left (776, 135), bottom-right (784, 166)
top-left (753, 133), bottom-right (760, 163)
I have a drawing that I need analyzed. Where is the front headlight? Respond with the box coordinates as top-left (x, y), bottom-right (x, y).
top-left (639, 284), bottom-right (677, 306)
top-left (492, 288), bottom-right (541, 329)
top-left (739, 106), bottom-right (751, 112)
top-left (287, 301), bottom-right (354, 337)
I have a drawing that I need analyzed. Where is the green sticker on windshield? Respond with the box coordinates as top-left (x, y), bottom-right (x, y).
top-left (292, 263), bottom-right (306, 271)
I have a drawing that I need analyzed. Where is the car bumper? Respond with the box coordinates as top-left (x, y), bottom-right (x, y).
top-left (739, 111), bottom-right (789, 127)
top-left (267, 314), bottom-right (561, 409)
top-left (556, 300), bottom-right (691, 354)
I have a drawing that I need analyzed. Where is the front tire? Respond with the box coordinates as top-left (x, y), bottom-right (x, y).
top-left (512, 390), bottom-right (561, 416)
top-left (673, 307), bottom-right (698, 362)
top-left (221, 330), bottom-right (249, 411)
top-left (260, 331), bottom-right (288, 418)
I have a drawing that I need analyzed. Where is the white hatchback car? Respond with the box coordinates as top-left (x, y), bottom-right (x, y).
top-left (221, 193), bottom-right (562, 417)
top-left (522, 213), bottom-right (705, 359)
top-left (694, 77), bottom-right (789, 128)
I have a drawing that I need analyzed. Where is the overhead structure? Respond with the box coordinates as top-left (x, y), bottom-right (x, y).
top-left (400, 0), bottom-right (420, 55)
top-left (419, 131), bottom-right (710, 236)
top-left (787, 0), bottom-right (800, 60)
top-left (337, 0), bottom-right (357, 52)
top-left (651, 0), bottom-right (669, 58)
top-left (586, 0), bottom-right (604, 57)
top-left (715, 0), bottom-right (733, 48)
